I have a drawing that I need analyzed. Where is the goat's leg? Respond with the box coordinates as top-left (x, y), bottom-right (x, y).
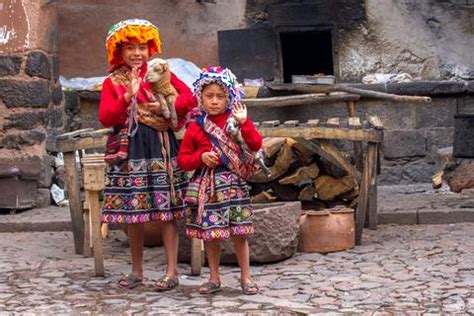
top-left (157, 94), bottom-right (170, 119)
top-left (167, 95), bottom-right (178, 129)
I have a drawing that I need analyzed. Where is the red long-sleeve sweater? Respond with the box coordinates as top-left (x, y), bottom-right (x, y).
top-left (177, 112), bottom-right (263, 171)
top-left (98, 63), bottom-right (197, 128)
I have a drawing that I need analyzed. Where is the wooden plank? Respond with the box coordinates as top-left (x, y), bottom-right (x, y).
top-left (367, 143), bottom-right (378, 230)
top-left (244, 93), bottom-right (360, 108)
top-left (261, 120), bottom-right (280, 127)
top-left (88, 190), bottom-right (105, 276)
top-left (83, 191), bottom-right (92, 258)
top-left (348, 117), bottom-right (362, 129)
top-left (326, 117), bottom-right (340, 127)
top-left (306, 119), bottom-right (320, 127)
top-left (283, 120), bottom-right (299, 127)
top-left (258, 126), bottom-right (383, 142)
top-left (57, 135), bottom-right (109, 153)
top-left (63, 152), bottom-right (85, 255)
top-left (368, 116), bottom-right (384, 129)
top-left (346, 101), bottom-right (357, 117)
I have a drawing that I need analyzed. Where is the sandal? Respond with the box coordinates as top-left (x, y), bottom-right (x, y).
top-left (155, 275), bottom-right (179, 292)
top-left (241, 279), bottom-right (259, 295)
top-left (118, 274), bottom-right (143, 289)
top-left (199, 281), bottom-right (222, 294)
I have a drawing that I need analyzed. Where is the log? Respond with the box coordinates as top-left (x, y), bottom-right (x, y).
top-left (314, 175), bottom-right (357, 201)
top-left (299, 185), bottom-right (317, 201)
top-left (251, 190), bottom-right (277, 204)
top-left (287, 138), bottom-right (316, 165)
top-left (250, 142), bottom-right (294, 183)
top-left (266, 83), bottom-right (432, 104)
top-left (279, 163), bottom-right (320, 185)
top-left (271, 183), bottom-right (300, 201)
top-left (262, 137), bottom-right (287, 160)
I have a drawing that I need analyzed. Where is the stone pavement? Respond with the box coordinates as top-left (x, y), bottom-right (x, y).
top-left (0, 224), bottom-right (473, 314)
top-left (0, 184), bottom-right (473, 314)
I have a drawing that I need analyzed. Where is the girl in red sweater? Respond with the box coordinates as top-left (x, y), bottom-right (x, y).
top-left (178, 67), bottom-right (262, 295)
top-left (99, 19), bottom-right (196, 291)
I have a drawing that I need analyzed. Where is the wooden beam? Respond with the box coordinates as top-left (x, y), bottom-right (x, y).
top-left (267, 83), bottom-right (432, 104)
top-left (258, 126), bottom-right (383, 143)
top-left (244, 93), bottom-right (360, 108)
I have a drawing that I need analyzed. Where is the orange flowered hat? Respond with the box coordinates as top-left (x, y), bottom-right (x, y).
top-left (105, 19), bottom-right (161, 66)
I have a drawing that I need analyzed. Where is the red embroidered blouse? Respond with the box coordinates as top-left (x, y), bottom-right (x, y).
top-left (177, 112), bottom-right (263, 171)
top-left (98, 63), bottom-right (197, 128)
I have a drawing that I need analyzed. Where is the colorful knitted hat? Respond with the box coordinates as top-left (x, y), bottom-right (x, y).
top-left (105, 19), bottom-right (161, 66)
top-left (193, 66), bottom-right (244, 109)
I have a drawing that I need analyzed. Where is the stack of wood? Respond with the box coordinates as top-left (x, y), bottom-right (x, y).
top-left (249, 137), bottom-right (360, 210)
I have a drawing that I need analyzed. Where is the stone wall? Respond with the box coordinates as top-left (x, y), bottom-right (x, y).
top-left (0, 1), bottom-right (64, 208)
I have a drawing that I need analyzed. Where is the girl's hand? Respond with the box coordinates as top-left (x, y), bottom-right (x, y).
top-left (124, 67), bottom-right (141, 102)
top-left (201, 152), bottom-right (219, 168)
top-left (232, 102), bottom-right (248, 125)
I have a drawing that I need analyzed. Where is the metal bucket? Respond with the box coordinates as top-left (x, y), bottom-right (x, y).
top-left (453, 114), bottom-right (474, 158)
top-left (298, 207), bottom-right (355, 253)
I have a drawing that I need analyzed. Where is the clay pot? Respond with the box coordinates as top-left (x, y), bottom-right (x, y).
top-left (298, 207), bottom-right (355, 253)
top-left (122, 221), bottom-right (163, 247)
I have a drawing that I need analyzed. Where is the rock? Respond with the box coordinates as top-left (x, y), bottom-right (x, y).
top-left (178, 201), bottom-right (301, 264)
top-left (443, 159), bottom-right (474, 192)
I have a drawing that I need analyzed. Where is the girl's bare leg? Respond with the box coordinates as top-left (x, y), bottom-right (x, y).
top-left (233, 235), bottom-right (251, 282)
top-left (201, 240), bottom-right (221, 289)
top-left (127, 223), bottom-right (145, 278)
top-left (160, 220), bottom-right (179, 277)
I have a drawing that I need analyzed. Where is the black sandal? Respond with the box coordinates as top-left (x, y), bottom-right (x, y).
top-left (241, 279), bottom-right (259, 295)
top-left (155, 275), bottom-right (179, 292)
top-left (199, 281), bottom-right (222, 294)
top-left (118, 274), bottom-right (143, 289)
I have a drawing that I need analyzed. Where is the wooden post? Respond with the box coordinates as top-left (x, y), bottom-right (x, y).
top-left (355, 143), bottom-right (376, 245)
top-left (63, 152), bottom-right (84, 255)
top-left (367, 143), bottom-right (378, 230)
top-left (81, 154), bottom-right (106, 277)
top-left (83, 191), bottom-right (92, 258)
top-left (346, 101), bottom-right (363, 171)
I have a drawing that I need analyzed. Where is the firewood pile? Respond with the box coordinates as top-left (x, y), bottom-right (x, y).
top-left (249, 137), bottom-right (360, 210)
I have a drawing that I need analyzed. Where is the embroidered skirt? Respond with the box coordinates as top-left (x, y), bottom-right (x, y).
top-left (185, 166), bottom-right (254, 241)
top-left (101, 124), bottom-right (188, 224)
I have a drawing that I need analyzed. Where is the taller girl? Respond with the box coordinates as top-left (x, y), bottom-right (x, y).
top-left (99, 19), bottom-right (196, 291)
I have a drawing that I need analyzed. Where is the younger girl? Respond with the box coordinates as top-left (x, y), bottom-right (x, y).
top-left (177, 67), bottom-right (262, 295)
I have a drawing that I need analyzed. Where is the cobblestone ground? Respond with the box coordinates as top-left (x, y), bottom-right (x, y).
top-left (0, 223), bottom-right (473, 314)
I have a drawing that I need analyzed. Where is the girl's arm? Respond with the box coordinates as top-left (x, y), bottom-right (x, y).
top-left (177, 123), bottom-right (208, 171)
top-left (98, 78), bottom-right (129, 127)
top-left (240, 119), bottom-right (263, 152)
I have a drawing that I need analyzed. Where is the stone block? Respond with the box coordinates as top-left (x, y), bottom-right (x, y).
top-left (377, 165), bottom-right (402, 185)
top-left (46, 128), bottom-right (63, 153)
top-left (358, 100), bottom-right (417, 129)
top-left (3, 129), bottom-right (46, 149)
top-left (0, 79), bottom-right (51, 108)
top-left (4, 111), bottom-right (46, 130)
top-left (378, 211), bottom-right (418, 225)
top-left (38, 155), bottom-right (54, 188)
top-left (456, 95), bottom-right (474, 114)
top-left (26, 51), bottom-right (51, 79)
top-left (401, 160), bottom-right (437, 184)
top-left (35, 188), bottom-right (52, 208)
top-left (467, 81), bottom-right (474, 93)
top-left (52, 54), bottom-right (60, 82)
top-left (46, 108), bottom-right (64, 128)
top-left (383, 130), bottom-right (426, 158)
top-left (425, 127), bottom-right (454, 162)
top-left (0, 56), bottom-right (22, 77)
top-left (51, 85), bottom-right (63, 105)
top-left (415, 97), bottom-right (456, 128)
top-left (418, 209), bottom-right (474, 224)
top-left (178, 202), bottom-right (301, 264)
top-left (64, 90), bottom-right (80, 113)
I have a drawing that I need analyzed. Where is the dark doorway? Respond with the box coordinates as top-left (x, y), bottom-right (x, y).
top-left (280, 30), bottom-right (334, 83)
